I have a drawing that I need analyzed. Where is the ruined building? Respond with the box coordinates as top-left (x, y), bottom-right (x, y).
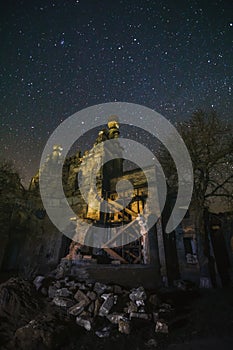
top-left (1, 117), bottom-right (232, 288)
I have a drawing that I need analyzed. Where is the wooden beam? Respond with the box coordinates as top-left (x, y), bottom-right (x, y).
top-left (103, 248), bottom-right (128, 263)
top-left (125, 250), bottom-right (142, 264)
top-left (107, 198), bottom-right (138, 218)
top-left (103, 220), bottom-right (139, 247)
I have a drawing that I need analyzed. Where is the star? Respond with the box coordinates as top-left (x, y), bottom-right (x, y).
top-left (0, 0), bottom-right (231, 185)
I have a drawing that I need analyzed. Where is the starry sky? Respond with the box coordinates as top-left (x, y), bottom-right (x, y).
top-left (0, 0), bottom-right (232, 186)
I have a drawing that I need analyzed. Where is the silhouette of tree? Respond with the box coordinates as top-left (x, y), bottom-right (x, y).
top-left (159, 110), bottom-right (233, 286)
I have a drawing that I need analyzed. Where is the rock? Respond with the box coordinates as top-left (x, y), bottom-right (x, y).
top-left (52, 297), bottom-right (74, 308)
top-left (13, 315), bottom-right (67, 350)
top-left (86, 291), bottom-right (97, 301)
top-left (76, 316), bottom-right (92, 331)
top-left (65, 280), bottom-right (77, 288)
top-left (129, 312), bottom-right (151, 320)
top-left (106, 313), bottom-right (124, 324)
top-left (113, 285), bottom-right (122, 294)
top-left (33, 276), bottom-right (45, 291)
top-left (79, 284), bottom-right (88, 291)
top-left (136, 299), bottom-right (145, 307)
top-left (94, 298), bottom-right (101, 317)
top-left (155, 319), bottom-right (169, 334)
top-left (99, 294), bottom-right (115, 316)
top-left (54, 281), bottom-right (62, 289)
top-left (48, 285), bottom-right (57, 299)
top-left (55, 264), bottom-right (66, 279)
top-left (55, 288), bottom-right (71, 298)
top-left (87, 302), bottom-right (95, 314)
top-left (111, 260), bottom-right (121, 265)
top-left (118, 317), bottom-right (130, 334)
top-left (129, 286), bottom-right (147, 303)
top-left (74, 290), bottom-right (90, 306)
top-left (68, 300), bottom-right (86, 316)
top-left (93, 282), bottom-right (109, 295)
top-left (0, 278), bottom-right (43, 344)
top-left (95, 326), bottom-right (111, 338)
top-left (0, 278), bottom-right (40, 313)
top-left (138, 306), bottom-right (146, 313)
top-left (125, 301), bottom-right (138, 313)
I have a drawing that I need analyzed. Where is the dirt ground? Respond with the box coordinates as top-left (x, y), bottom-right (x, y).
top-left (159, 287), bottom-right (233, 350)
top-left (1, 272), bottom-right (233, 350)
top-left (61, 287), bottom-right (233, 350)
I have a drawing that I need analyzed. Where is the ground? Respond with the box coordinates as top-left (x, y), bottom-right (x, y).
top-left (70, 288), bottom-right (233, 350)
top-left (0, 273), bottom-right (233, 350)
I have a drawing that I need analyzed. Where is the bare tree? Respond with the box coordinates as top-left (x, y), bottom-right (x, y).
top-left (159, 110), bottom-right (233, 286)
top-left (0, 161), bottom-right (25, 269)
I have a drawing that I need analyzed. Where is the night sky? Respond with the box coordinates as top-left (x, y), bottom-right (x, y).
top-left (1, 0), bottom-right (232, 185)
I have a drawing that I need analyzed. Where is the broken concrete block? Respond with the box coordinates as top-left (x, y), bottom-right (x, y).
top-left (93, 282), bottom-right (108, 295)
top-left (55, 265), bottom-right (66, 279)
top-left (76, 316), bottom-right (92, 331)
top-left (68, 300), bottom-right (86, 316)
top-left (52, 297), bottom-right (74, 308)
top-left (33, 276), bottom-right (45, 291)
top-left (87, 302), bottom-right (95, 314)
top-left (95, 326), bottom-right (111, 338)
top-left (106, 313), bottom-right (124, 324)
top-left (66, 280), bottom-right (79, 291)
top-left (74, 290), bottom-right (90, 306)
top-left (99, 294), bottom-right (114, 316)
top-left (94, 298), bottom-right (101, 317)
top-left (113, 285), bottom-right (123, 294)
top-left (79, 310), bottom-right (91, 318)
top-left (55, 288), bottom-right (71, 298)
top-left (111, 260), bottom-right (121, 265)
top-left (118, 317), bottom-right (130, 334)
top-left (86, 291), bottom-right (97, 301)
top-left (155, 319), bottom-right (168, 334)
top-left (125, 301), bottom-right (138, 313)
top-left (54, 281), bottom-right (61, 289)
top-left (129, 286), bottom-right (147, 302)
top-left (129, 312), bottom-right (151, 320)
top-left (79, 284), bottom-right (88, 291)
top-left (135, 299), bottom-right (145, 307)
top-left (48, 285), bottom-right (57, 299)
top-left (138, 306), bottom-right (146, 313)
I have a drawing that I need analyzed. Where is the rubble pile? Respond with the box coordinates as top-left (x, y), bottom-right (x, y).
top-left (34, 276), bottom-right (182, 338)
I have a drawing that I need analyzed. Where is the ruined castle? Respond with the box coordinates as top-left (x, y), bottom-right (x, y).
top-left (1, 117), bottom-right (232, 288)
